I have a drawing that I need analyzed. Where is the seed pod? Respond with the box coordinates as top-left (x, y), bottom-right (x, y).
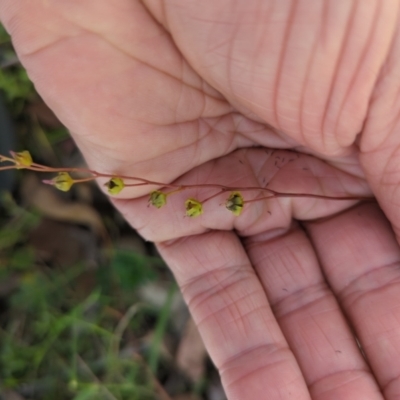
top-left (105, 177), bottom-right (125, 195)
top-left (225, 191), bottom-right (244, 216)
top-left (11, 150), bottom-right (33, 168)
top-left (149, 191), bottom-right (167, 208)
top-left (185, 198), bottom-right (203, 217)
top-left (52, 172), bottom-right (75, 192)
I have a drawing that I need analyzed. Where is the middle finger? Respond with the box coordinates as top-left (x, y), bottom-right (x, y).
top-left (245, 225), bottom-right (382, 399)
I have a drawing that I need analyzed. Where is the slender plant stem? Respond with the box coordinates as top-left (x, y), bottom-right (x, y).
top-left (0, 153), bottom-right (374, 202)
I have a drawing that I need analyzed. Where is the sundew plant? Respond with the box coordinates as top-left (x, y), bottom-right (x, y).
top-left (1, 150), bottom-right (373, 217)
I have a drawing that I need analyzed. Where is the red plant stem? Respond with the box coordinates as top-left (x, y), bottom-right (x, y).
top-left (124, 183), bottom-right (151, 187)
top-left (244, 192), bottom-right (373, 202)
top-left (0, 165), bottom-right (20, 171)
top-left (1, 155), bottom-right (375, 202)
top-left (73, 177), bottom-right (98, 183)
top-left (201, 190), bottom-right (226, 204)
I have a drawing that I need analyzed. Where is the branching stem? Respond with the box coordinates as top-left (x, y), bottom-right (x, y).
top-left (1, 151), bottom-right (374, 209)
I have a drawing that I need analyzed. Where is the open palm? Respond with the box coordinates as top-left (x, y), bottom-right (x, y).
top-left (2, 1), bottom-right (400, 398)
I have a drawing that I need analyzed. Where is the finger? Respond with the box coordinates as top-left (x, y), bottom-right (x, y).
top-left (157, 230), bottom-right (311, 400)
top-left (245, 226), bottom-right (383, 399)
top-left (114, 148), bottom-right (371, 242)
top-left (305, 203), bottom-right (400, 399)
top-left (146, 0), bottom-right (398, 155)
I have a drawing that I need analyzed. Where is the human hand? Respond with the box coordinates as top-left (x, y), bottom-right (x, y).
top-left (2, 1), bottom-right (400, 398)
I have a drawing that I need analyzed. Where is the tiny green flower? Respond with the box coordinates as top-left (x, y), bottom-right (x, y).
top-left (185, 198), bottom-right (203, 217)
top-left (225, 191), bottom-right (244, 216)
top-left (52, 172), bottom-right (75, 192)
top-left (149, 191), bottom-right (167, 208)
top-left (11, 150), bottom-right (33, 168)
top-left (105, 177), bottom-right (125, 195)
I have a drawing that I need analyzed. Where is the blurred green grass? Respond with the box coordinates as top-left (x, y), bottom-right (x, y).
top-left (0, 24), bottom-right (196, 400)
top-left (0, 190), bottom-right (176, 399)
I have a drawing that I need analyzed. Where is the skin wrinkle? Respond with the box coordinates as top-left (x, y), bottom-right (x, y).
top-left (61, 2), bottom-right (169, 65)
top-left (383, 372), bottom-right (400, 398)
top-left (334, 0), bottom-right (381, 145)
top-left (226, 1), bottom-right (239, 110)
top-left (215, 301), bottom-right (270, 344)
top-left (245, 231), bottom-right (309, 272)
top-left (306, 322), bottom-right (335, 364)
top-left (178, 14), bottom-right (235, 26)
top-left (182, 115), bottom-right (239, 155)
top-left (206, 36), bottom-right (234, 62)
top-left (338, 263), bottom-right (400, 309)
top-left (177, 254), bottom-right (251, 290)
top-left (183, 278), bottom-right (273, 348)
top-left (320, 0), bottom-right (358, 153)
top-left (166, 3), bottom-right (244, 107)
top-left (311, 313), bottom-right (343, 356)
top-left (222, 356), bottom-right (295, 393)
top-left (28, 39), bottom-right (231, 142)
top-left (378, 144), bottom-right (400, 187)
top-left (252, 0), bottom-right (275, 59)
top-left (249, 0), bottom-right (275, 117)
top-left (309, 369), bottom-right (377, 396)
top-left (226, 89), bottom-right (276, 117)
top-left (140, 0), bottom-right (170, 33)
top-left (182, 269), bottom-right (256, 315)
top-left (174, 61), bottom-right (188, 125)
top-left (2, 9), bottom-right (82, 56)
top-left (226, 113), bottom-right (255, 144)
top-left (365, 110), bottom-right (400, 145)
top-left (83, 112), bottom-right (241, 196)
top-left (228, 303), bottom-right (272, 339)
top-left (228, 19), bottom-right (272, 110)
top-left (165, 113), bottom-right (237, 160)
top-left (221, 357), bottom-right (308, 400)
top-left (197, 115), bottom-right (235, 150)
top-left (219, 343), bottom-right (291, 378)
top-left (273, 0), bottom-right (297, 131)
top-left (319, 0), bottom-right (331, 48)
top-left (61, 3), bottom-right (230, 110)
top-left (243, 148), bottom-right (273, 178)
top-left (271, 281), bottom-right (333, 319)
top-left (367, 143), bottom-right (400, 181)
top-left (298, 2), bottom-right (324, 147)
